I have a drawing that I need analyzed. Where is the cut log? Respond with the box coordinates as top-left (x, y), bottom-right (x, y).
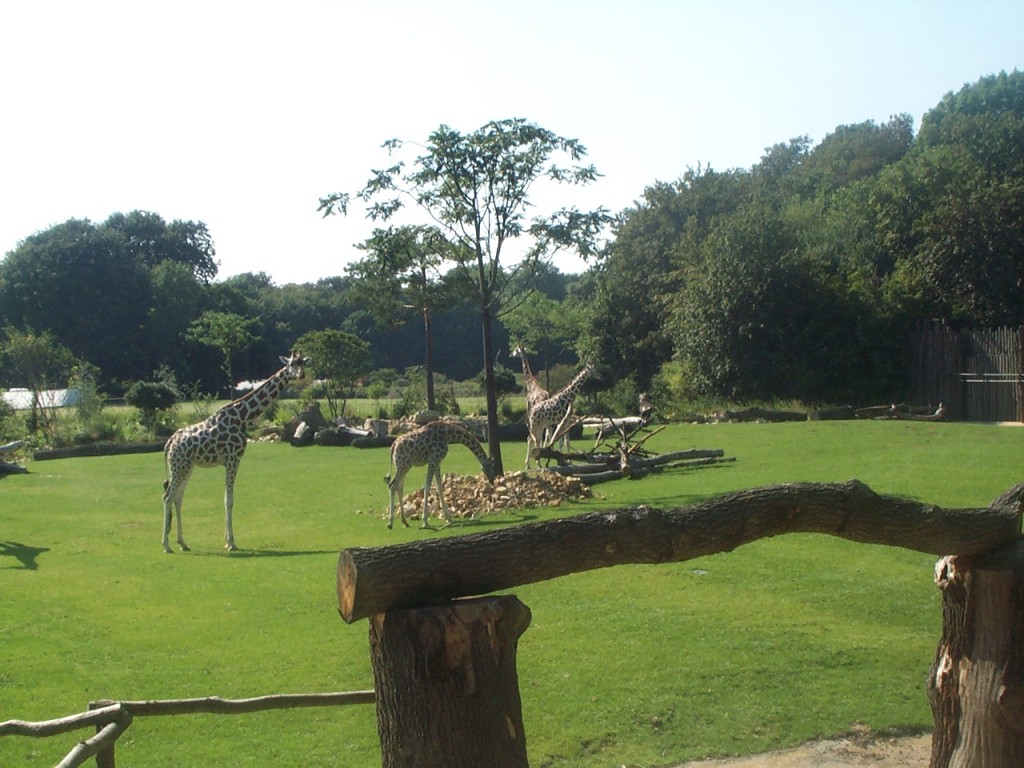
top-left (337, 480), bottom-right (1023, 623)
top-left (370, 595), bottom-right (531, 768)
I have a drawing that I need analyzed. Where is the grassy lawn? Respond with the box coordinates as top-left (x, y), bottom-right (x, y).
top-left (2, 420), bottom-right (1022, 766)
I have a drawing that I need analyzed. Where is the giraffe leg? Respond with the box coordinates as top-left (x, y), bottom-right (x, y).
top-left (223, 462), bottom-right (239, 551)
top-left (387, 471), bottom-right (409, 529)
top-left (434, 465), bottom-right (453, 527)
top-left (163, 471), bottom-right (192, 553)
top-left (420, 466), bottom-right (435, 528)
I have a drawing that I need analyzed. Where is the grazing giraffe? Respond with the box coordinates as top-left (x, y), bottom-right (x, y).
top-left (525, 362), bottom-right (594, 469)
top-left (161, 352), bottom-right (309, 553)
top-left (386, 420), bottom-right (497, 529)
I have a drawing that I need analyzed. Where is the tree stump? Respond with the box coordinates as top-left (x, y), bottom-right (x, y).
top-left (928, 540), bottom-right (1024, 767)
top-left (369, 595), bottom-right (531, 768)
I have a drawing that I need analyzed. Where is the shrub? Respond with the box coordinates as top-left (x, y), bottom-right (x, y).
top-left (125, 381), bottom-right (179, 427)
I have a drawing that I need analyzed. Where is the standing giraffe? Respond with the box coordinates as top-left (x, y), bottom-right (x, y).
top-left (525, 362), bottom-right (594, 469)
top-left (510, 344), bottom-right (549, 411)
top-left (386, 420), bottom-right (497, 529)
top-left (161, 351), bottom-right (309, 553)
top-left (511, 343), bottom-right (570, 453)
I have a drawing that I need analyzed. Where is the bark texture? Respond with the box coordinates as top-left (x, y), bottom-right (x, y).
top-left (370, 596), bottom-right (531, 768)
top-left (928, 541), bottom-right (1024, 767)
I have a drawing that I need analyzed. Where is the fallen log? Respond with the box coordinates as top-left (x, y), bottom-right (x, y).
top-left (337, 479), bottom-right (1024, 622)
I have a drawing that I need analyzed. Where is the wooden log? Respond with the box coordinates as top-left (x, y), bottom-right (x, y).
top-left (337, 480), bottom-right (1024, 623)
top-left (928, 540), bottom-right (1024, 766)
top-left (370, 595), bottom-right (531, 768)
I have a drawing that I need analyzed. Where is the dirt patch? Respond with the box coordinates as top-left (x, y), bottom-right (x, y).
top-left (675, 727), bottom-right (931, 767)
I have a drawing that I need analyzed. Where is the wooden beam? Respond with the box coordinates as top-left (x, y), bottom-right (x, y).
top-left (337, 480), bottom-right (1024, 623)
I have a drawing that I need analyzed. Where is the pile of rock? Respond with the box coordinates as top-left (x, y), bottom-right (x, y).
top-left (395, 469), bottom-right (593, 521)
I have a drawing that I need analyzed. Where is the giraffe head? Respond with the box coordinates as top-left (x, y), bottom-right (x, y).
top-left (480, 454), bottom-right (498, 484)
top-left (280, 351), bottom-right (310, 381)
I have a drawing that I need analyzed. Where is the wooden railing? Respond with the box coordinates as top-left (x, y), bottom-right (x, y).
top-left (0, 690), bottom-right (375, 767)
top-left (339, 480), bottom-right (1024, 768)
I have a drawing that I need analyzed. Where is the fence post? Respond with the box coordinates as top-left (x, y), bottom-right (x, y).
top-left (87, 701), bottom-right (116, 768)
top-left (928, 540), bottom-right (1024, 766)
top-left (369, 595), bottom-right (531, 768)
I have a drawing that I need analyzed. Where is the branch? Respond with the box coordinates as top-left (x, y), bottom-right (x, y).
top-left (337, 480), bottom-right (1024, 622)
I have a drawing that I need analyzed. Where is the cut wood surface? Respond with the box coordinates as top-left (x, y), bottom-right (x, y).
top-left (337, 480), bottom-right (1024, 623)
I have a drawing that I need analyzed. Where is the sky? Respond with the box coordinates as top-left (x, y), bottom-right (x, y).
top-left (1, 1), bottom-right (1022, 285)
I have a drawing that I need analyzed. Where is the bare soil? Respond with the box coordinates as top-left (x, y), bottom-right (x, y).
top-left (675, 727), bottom-right (931, 767)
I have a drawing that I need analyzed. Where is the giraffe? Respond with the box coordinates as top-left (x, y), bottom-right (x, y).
top-left (161, 351), bottom-right (309, 553)
top-left (512, 343), bottom-right (572, 454)
top-left (510, 344), bottom-right (549, 411)
top-left (525, 362), bottom-right (594, 469)
top-left (386, 420), bottom-right (497, 529)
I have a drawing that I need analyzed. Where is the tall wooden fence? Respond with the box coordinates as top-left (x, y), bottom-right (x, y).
top-left (911, 321), bottom-right (1024, 422)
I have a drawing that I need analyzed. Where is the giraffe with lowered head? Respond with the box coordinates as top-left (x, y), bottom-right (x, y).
top-left (386, 420), bottom-right (497, 529)
top-left (161, 351), bottom-right (309, 553)
top-left (525, 361), bottom-right (594, 469)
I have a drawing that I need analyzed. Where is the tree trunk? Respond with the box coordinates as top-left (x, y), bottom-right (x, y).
top-left (479, 299), bottom-right (504, 476)
top-left (928, 540), bottom-right (1024, 767)
top-left (337, 480), bottom-right (1023, 623)
top-left (422, 299), bottom-right (436, 412)
top-left (370, 595), bottom-right (531, 768)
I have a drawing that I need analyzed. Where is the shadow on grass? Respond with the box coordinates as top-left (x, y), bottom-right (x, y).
top-left (1, 541), bottom-right (50, 570)
top-left (447, 511), bottom-right (540, 529)
top-left (191, 549), bottom-right (341, 559)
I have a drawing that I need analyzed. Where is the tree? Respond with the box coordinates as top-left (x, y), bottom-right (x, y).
top-left (186, 311), bottom-right (258, 396)
top-left (294, 329), bottom-right (372, 419)
top-left (348, 225), bottom-right (454, 410)
top-left (0, 327), bottom-right (81, 434)
top-left (501, 292), bottom-right (582, 390)
top-left (0, 211), bottom-right (217, 387)
top-left (321, 118), bottom-right (610, 474)
top-left (125, 380), bottom-right (178, 428)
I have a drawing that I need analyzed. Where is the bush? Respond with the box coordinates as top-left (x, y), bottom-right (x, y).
top-left (125, 381), bottom-right (179, 427)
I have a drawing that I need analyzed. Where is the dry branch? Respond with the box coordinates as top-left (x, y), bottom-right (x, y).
top-left (338, 480), bottom-right (1024, 622)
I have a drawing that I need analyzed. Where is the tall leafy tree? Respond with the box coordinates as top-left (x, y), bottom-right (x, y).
top-left (186, 311), bottom-right (258, 396)
top-left (321, 118), bottom-right (610, 473)
top-left (348, 225), bottom-right (454, 410)
top-left (0, 327), bottom-right (81, 433)
top-left (294, 329), bottom-right (372, 419)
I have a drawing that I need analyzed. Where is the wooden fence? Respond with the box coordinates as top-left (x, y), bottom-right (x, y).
top-left (6, 482), bottom-right (1024, 766)
top-left (911, 321), bottom-right (1024, 422)
top-left (0, 691), bottom-right (375, 767)
top-left (339, 480), bottom-right (1024, 767)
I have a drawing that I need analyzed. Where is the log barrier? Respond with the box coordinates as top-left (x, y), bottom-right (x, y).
top-left (338, 479), bottom-right (1024, 767)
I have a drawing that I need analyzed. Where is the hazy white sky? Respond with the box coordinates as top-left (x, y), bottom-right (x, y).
top-left (1, 1), bottom-right (1021, 284)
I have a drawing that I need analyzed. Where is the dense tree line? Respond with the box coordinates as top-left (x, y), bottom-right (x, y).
top-left (1, 71), bottom-right (1022, 410)
top-left (592, 71), bottom-right (1024, 403)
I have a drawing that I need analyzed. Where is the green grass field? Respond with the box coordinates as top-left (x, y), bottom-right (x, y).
top-left (2, 419), bottom-right (1023, 766)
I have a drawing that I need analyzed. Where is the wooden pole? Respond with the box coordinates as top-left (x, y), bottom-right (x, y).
top-left (370, 596), bottom-right (531, 768)
top-left (338, 480), bottom-right (1023, 623)
top-left (928, 540), bottom-right (1024, 767)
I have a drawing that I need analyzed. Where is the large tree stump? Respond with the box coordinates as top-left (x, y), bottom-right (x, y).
top-left (370, 595), bottom-right (531, 768)
top-left (928, 540), bottom-right (1024, 767)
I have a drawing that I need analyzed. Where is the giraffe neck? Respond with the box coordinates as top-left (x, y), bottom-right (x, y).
top-left (550, 365), bottom-right (592, 407)
top-left (221, 366), bottom-right (291, 425)
top-left (446, 424), bottom-right (489, 468)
